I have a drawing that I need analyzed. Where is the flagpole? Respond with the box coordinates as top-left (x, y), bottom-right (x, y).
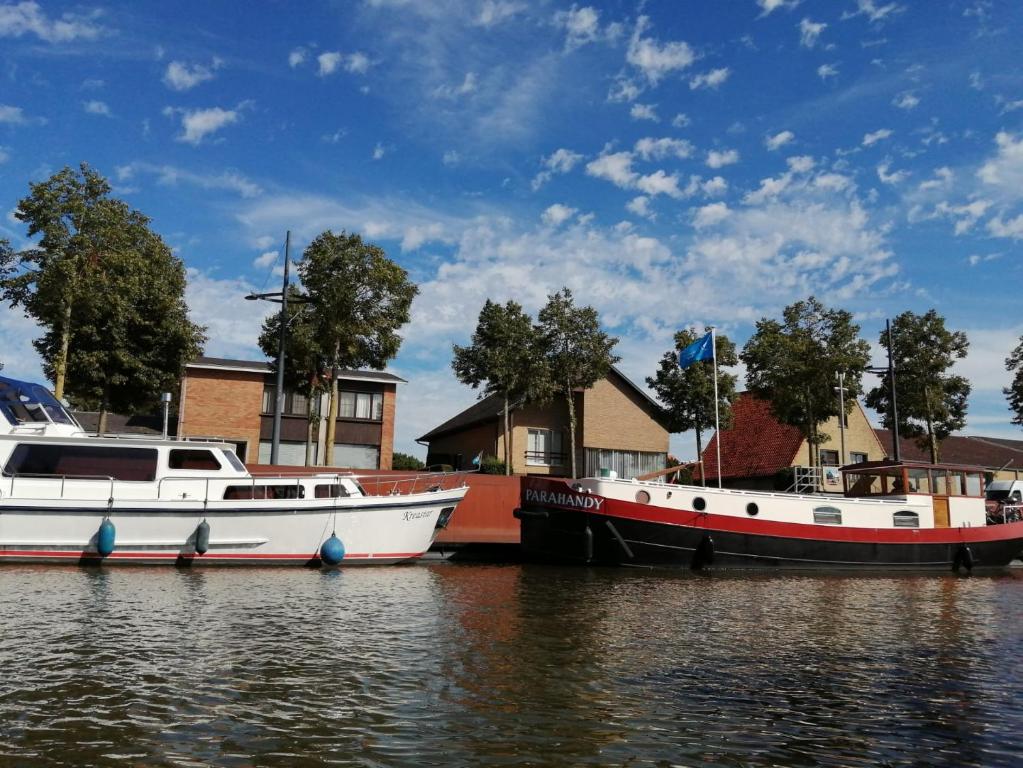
top-left (711, 328), bottom-right (722, 489)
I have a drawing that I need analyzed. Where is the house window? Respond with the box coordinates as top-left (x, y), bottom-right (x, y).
top-left (850, 452), bottom-right (868, 464)
top-left (819, 450), bottom-right (840, 466)
top-left (526, 428), bottom-right (564, 466)
top-left (584, 448), bottom-right (667, 480)
top-left (813, 505), bottom-right (843, 525)
top-left (262, 387), bottom-right (311, 416)
top-left (338, 391), bottom-right (383, 421)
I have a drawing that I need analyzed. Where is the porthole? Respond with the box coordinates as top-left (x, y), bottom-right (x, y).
top-left (746, 502), bottom-right (759, 516)
top-left (813, 505), bottom-right (842, 525)
top-left (636, 490), bottom-right (651, 504)
top-left (693, 496), bottom-right (707, 512)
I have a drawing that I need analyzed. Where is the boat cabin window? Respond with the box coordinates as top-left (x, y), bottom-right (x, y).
top-left (315, 484), bottom-right (351, 498)
top-left (906, 468), bottom-right (930, 494)
top-left (813, 506), bottom-right (842, 525)
top-left (222, 450), bottom-right (246, 472)
top-left (223, 484), bottom-right (304, 500)
top-left (845, 468), bottom-right (903, 497)
top-left (893, 511), bottom-right (919, 528)
top-left (168, 449), bottom-right (222, 471)
top-left (3, 444), bottom-right (158, 481)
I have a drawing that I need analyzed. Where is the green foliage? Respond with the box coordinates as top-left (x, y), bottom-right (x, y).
top-left (478, 454), bottom-right (506, 475)
top-left (537, 287), bottom-right (620, 478)
top-left (741, 296), bottom-right (870, 464)
top-left (1008, 336), bottom-right (1023, 430)
top-left (646, 327), bottom-right (738, 457)
top-left (258, 285), bottom-right (327, 399)
top-left (297, 230), bottom-right (417, 465)
top-left (865, 309), bottom-right (970, 463)
top-left (392, 452), bottom-right (426, 470)
top-left (2, 165), bottom-right (205, 416)
top-left (453, 299), bottom-right (548, 474)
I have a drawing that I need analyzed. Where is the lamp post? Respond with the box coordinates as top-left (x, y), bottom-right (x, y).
top-left (834, 370), bottom-right (846, 467)
top-left (246, 231), bottom-right (293, 465)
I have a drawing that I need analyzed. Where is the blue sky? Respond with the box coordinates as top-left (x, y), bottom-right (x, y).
top-left (0, 0), bottom-right (1021, 460)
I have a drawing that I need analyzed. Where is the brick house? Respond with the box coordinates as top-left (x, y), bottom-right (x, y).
top-left (176, 357), bottom-right (403, 468)
top-left (700, 392), bottom-right (888, 492)
top-left (417, 367), bottom-right (671, 478)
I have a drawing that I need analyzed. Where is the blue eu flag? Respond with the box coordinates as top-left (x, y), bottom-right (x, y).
top-left (678, 332), bottom-right (714, 369)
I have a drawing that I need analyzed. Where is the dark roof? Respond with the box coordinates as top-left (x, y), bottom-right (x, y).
top-left (417, 366), bottom-right (671, 443)
top-left (701, 392), bottom-right (804, 480)
top-left (417, 392), bottom-right (506, 442)
top-left (73, 411), bottom-right (171, 436)
top-left (874, 429), bottom-right (1023, 470)
top-left (188, 357), bottom-right (406, 383)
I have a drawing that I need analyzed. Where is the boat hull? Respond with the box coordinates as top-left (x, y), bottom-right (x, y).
top-left (516, 481), bottom-right (1023, 572)
top-left (0, 491), bottom-right (465, 567)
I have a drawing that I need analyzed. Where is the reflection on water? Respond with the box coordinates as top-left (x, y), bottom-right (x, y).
top-left (1, 565), bottom-right (1022, 767)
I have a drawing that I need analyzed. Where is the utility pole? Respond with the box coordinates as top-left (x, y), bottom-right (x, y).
top-left (270, 231), bottom-right (291, 465)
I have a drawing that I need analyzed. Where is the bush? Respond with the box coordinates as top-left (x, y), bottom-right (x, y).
top-left (479, 454), bottom-right (507, 475)
top-left (392, 452), bottom-right (426, 470)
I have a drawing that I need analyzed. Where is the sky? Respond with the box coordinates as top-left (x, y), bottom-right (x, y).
top-left (0, 0), bottom-right (1021, 461)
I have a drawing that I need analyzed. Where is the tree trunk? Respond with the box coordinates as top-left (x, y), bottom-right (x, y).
top-left (305, 409), bottom-right (315, 466)
top-left (566, 383), bottom-right (578, 479)
top-left (53, 299), bottom-right (73, 400)
top-left (97, 409), bottom-right (108, 436)
top-left (503, 394), bottom-right (511, 476)
top-left (325, 368), bottom-right (339, 466)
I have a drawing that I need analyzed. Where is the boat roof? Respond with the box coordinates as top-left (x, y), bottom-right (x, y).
top-left (839, 459), bottom-right (989, 474)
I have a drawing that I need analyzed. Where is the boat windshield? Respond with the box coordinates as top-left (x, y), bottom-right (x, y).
top-left (0, 376), bottom-right (77, 427)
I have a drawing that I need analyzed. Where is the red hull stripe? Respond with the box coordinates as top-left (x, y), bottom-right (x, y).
top-left (595, 496), bottom-right (1023, 544)
top-left (0, 550), bottom-right (423, 560)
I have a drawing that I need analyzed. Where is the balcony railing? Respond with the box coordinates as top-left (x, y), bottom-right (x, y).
top-left (524, 450), bottom-right (567, 466)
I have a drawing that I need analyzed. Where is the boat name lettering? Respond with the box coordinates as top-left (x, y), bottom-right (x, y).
top-left (525, 488), bottom-right (604, 511)
top-left (403, 509), bottom-right (433, 521)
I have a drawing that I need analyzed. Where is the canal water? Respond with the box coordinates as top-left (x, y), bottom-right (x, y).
top-left (2, 564), bottom-right (1022, 767)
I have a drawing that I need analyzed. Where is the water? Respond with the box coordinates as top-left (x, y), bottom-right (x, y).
top-left (2, 564), bottom-right (1022, 767)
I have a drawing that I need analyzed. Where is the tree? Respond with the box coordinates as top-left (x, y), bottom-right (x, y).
top-left (742, 297), bottom-right (871, 467)
top-left (865, 309), bottom-right (970, 463)
top-left (646, 327), bottom-right (738, 478)
top-left (1007, 336), bottom-right (1023, 430)
top-left (453, 299), bottom-right (549, 475)
top-left (298, 231), bottom-right (418, 466)
top-left (536, 288), bottom-right (620, 479)
top-left (392, 452), bottom-right (426, 471)
top-left (258, 286), bottom-right (328, 465)
top-left (2, 165), bottom-right (205, 429)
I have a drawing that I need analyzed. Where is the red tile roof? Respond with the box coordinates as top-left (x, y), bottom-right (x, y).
top-left (874, 429), bottom-right (1023, 470)
top-left (701, 393), bottom-right (804, 480)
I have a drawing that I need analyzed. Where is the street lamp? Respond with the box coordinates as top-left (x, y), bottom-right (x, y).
top-left (867, 318), bottom-right (901, 462)
top-left (245, 230), bottom-right (310, 465)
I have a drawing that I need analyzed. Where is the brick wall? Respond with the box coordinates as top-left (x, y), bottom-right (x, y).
top-left (582, 376), bottom-right (668, 453)
top-left (788, 400), bottom-right (887, 467)
top-left (380, 383), bottom-right (396, 470)
top-left (178, 369), bottom-right (264, 460)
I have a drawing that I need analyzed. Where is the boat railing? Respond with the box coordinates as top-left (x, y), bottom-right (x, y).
top-left (4, 472), bottom-right (116, 502)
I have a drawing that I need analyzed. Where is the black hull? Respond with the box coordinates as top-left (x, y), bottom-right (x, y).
top-left (517, 507), bottom-right (1023, 572)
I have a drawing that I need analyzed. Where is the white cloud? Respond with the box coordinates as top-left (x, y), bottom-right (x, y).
top-left (787, 155), bottom-right (815, 173)
top-left (627, 15), bottom-right (696, 85)
top-left (842, 0), bottom-right (905, 23)
top-left (626, 195), bottom-right (653, 219)
top-left (166, 105), bottom-right (242, 146)
top-left (630, 103), bottom-right (659, 122)
top-left (116, 161), bottom-right (262, 198)
top-left (892, 91), bottom-right (919, 110)
top-left (934, 200), bottom-right (991, 235)
top-left (706, 149), bottom-right (739, 168)
top-left (977, 132), bottom-right (1023, 192)
top-left (877, 161), bottom-right (908, 185)
top-left (554, 4), bottom-right (620, 49)
top-left (185, 268), bottom-right (270, 361)
top-left (765, 130), bottom-right (795, 151)
top-left (318, 52), bottom-right (343, 76)
top-left (531, 148), bottom-right (584, 190)
top-left (317, 51), bottom-right (370, 77)
top-left (987, 214), bottom-right (1023, 240)
top-left (476, 1), bottom-right (525, 28)
top-left (671, 113), bottom-right (691, 128)
top-left (163, 59), bottom-right (222, 91)
top-left (346, 52), bottom-right (371, 74)
top-left (607, 76), bottom-right (642, 103)
top-left (689, 67), bottom-right (730, 90)
top-left (692, 202), bottom-right (731, 229)
top-left (634, 137), bottom-right (694, 161)
top-left (372, 143), bottom-right (386, 160)
top-left (253, 251), bottom-right (278, 269)
top-left (862, 128), bottom-right (893, 146)
top-left (917, 167), bottom-right (953, 192)
top-left (434, 72), bottom-right (478, 99)
top-left (701, 176), bottom-right (728, 196)
top-left (636, 170), bottom-right (684, 198)
top-left (82, 100), bottom-right (110, 117)
top-left (0, 105), bottom-right (27, 125)
top-left (817, 63), bottom-right (839, 79)
top-left (442, 150), bottom-right (460, 166)
top-left (798, 18), bottom-right (827, 48)
top-left (0, 1), bottom-right (103, 43)
top-left (586, 151), bottom-right (638, 188)
top-left (401, 222), bottom-right (446, 251)
top-left (288, 47), bottom-right (306, 68)
top-left (757, 0), bottom-right (801, 15)
top-left (541, 203), bottom-right (577, 227)
top-left (0, 146), bottom-right (8, 164)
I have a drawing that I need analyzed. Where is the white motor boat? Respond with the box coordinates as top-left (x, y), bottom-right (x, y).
top-left (0, 375), bottom-right (468, 566)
